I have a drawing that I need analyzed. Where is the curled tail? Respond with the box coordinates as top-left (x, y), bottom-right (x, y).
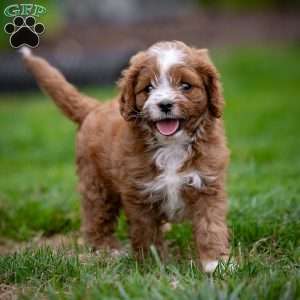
top-left (20, 47), bottom-right (99, 124)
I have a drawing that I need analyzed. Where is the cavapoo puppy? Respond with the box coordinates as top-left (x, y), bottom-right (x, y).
top-left (21, 41), bottom-right (230, 273)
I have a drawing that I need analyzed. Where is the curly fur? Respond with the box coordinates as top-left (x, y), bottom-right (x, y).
top-left (22, 41), bottom-right (230, 273)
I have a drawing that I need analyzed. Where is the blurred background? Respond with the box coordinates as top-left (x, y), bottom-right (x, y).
top-left (0, 0), bottom-right (299, 91)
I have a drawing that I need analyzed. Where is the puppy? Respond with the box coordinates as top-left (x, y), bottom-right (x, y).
top-left (21, 41), bottom-right (230, 273)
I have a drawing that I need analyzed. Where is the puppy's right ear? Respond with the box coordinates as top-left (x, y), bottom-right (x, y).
top-left (118, 70), bottom-right (136, 121)
top-left (118, 52), bottom-right (145, 121)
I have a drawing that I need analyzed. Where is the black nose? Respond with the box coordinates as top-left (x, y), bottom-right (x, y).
top-left (158, 101), bottom-right (173, 113)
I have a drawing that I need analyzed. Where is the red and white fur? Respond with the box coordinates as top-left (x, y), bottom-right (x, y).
top-left (21, 41), bottom-right (230, 273)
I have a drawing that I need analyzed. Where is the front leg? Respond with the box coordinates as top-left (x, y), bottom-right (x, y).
top-left (191, 188), bottom-right (229, 273)
top-left (123, 199), bottom-right (166, 260)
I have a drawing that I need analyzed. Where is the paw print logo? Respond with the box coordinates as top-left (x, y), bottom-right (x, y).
top-left (4, 16), bottom-right (45, 48)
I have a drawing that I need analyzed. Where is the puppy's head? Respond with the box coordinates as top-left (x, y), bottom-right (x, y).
top-left (118, 41), bottom-right (223, 143)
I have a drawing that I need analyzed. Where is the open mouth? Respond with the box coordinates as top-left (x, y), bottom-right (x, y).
top-left (155, 119), bottom-right (181, 136)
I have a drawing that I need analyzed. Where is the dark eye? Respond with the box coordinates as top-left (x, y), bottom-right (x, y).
top-left (144, 84), bottom-right (154, 93)
top-left (180, 82), bottom-right (192, 91)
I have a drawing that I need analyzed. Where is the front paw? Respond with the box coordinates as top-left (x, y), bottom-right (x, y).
top-left (201, 256), bottom-right (238, 273)
top-left (201, 260), bottom-right (219, 273)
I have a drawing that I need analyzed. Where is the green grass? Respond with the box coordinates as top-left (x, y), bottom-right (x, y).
top-left (0, 47), bottom-right (299, 299)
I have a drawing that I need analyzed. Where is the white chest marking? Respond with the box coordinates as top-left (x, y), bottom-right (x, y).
top-left (144, 144), bottom-right (202, 221)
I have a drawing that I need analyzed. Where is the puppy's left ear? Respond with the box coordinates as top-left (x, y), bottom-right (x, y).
top-left (196, 49), bottom-right (224, 118)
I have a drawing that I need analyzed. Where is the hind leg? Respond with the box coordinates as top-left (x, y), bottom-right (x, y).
top-left (77, 160), bottom-right (121, 251)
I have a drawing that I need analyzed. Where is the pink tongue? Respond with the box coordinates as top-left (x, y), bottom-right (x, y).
top-left (156, 120), bottom-right (179, 136)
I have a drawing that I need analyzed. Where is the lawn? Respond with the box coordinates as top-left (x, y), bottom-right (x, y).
top-left (0, 47), bottom-right (299, 299)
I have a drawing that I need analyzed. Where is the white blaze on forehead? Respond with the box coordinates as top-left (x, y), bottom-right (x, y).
top-left (149, 45), bottom-right (185, 75)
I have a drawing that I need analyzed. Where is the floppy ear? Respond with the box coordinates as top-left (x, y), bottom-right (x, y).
top-left (118, 52), bottom-right (144, 121)
top-left (118, 69), bottom-right (137, 121)
top-left (195, 49), bottom-right (224, 118)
